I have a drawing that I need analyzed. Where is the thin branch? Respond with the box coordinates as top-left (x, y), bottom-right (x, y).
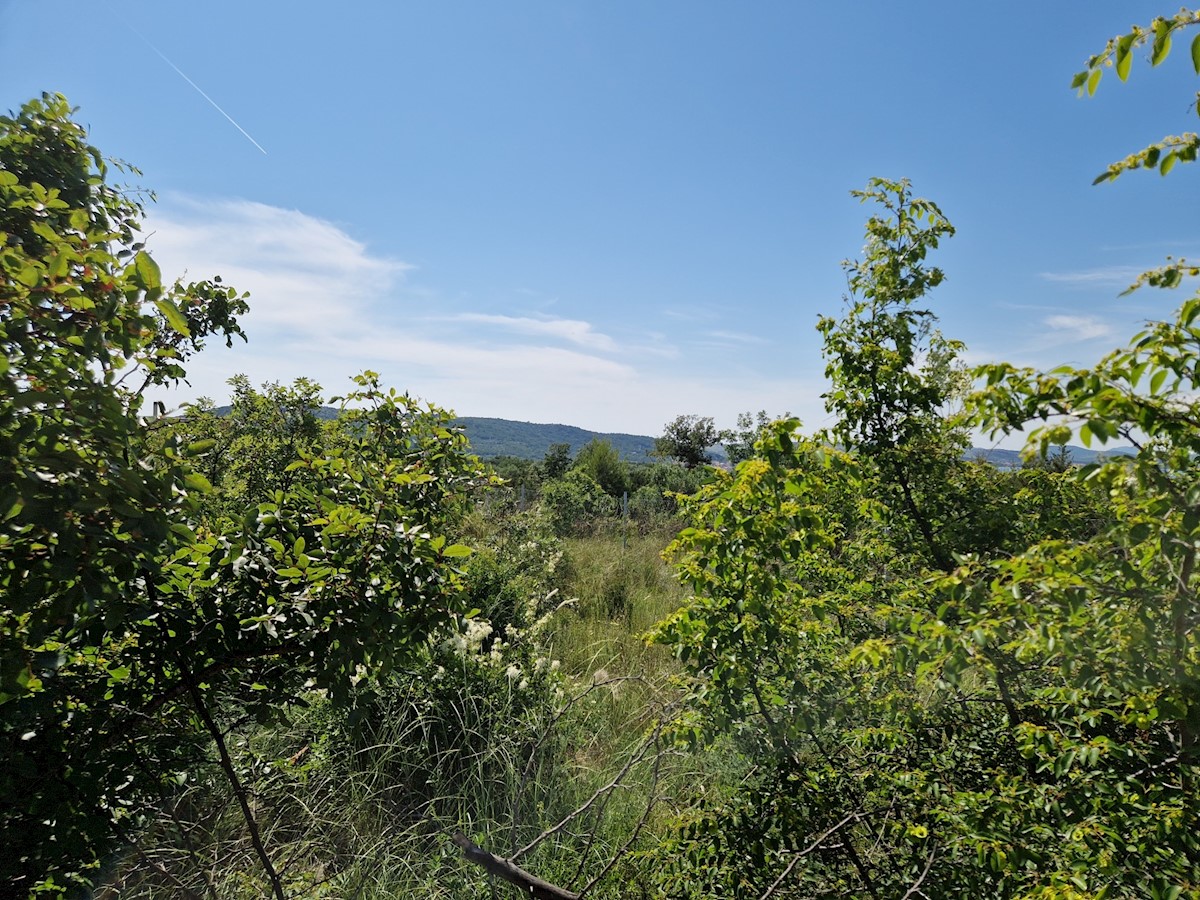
top-left (899, 845), bottom-right (938, 900)
top-left (513, 722), bottom-right (662, 862)
top-left (578, 732), bottom-right (665, 898)
top-left (758, 811), bottom-right (863, 900)
top-left (452, 832), bottom-right (579, 900)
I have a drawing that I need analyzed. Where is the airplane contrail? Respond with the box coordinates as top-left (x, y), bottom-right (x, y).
top-left (144, 44), bottom-right (268, 155)
top-left (116, 8), bottom-right (268, 155)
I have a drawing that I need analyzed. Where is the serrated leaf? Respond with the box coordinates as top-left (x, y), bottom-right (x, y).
top-left (155, 298), bottom-right (191, 337)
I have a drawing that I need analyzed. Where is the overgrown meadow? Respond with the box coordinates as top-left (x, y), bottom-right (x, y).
top-left (6, 9), bottom-right (1200, 899)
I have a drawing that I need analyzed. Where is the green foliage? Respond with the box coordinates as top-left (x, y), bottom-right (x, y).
top-left (626, 462), bottom-right (707, 529)
top-left (460, 508), bottom-right (566, 635)
top-left (819, 177), bottom-right (968, 570)
top-left (0, 93), bottom-right (246, 895)
top-left (1076, 10), bottom-right (1200, 184)
top-left (542, 441), bottom-right (572, 479)
top-left (158, 375), bottom-right (328, 524)
top-left (720, 409), bottom-right (789, 466)
top-left (655, 414), bottom-right (719, 469)
top-left (540, 469), bottom-right (618, 535)
top-left (0, 96), bottom-right (488, 897)
top-left (649, 180), bottom-right (1145, 897)
top-left (572, 437), bottom-right (628, 497)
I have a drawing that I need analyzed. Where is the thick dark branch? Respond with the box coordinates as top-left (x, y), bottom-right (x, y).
top-left (452, 832), bottom-right (579, 900)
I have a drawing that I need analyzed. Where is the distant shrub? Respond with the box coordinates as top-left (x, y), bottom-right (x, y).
top-left (540, 470), bottom-right (617, 535)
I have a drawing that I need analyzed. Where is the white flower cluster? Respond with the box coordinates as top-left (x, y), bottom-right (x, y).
top-left (432, 588), bottom-right (571, 697)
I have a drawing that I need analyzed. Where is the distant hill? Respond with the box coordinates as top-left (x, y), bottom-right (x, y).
top-left (969, 445), bottom-right (1136, 468)
top-left (453, 417), bottom-right (672, 464)
top-left (205, 407), bottom-right (1133, 468)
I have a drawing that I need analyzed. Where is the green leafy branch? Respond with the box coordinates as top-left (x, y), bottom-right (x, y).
top-left (1072, 10), bottom-right (1200, 181)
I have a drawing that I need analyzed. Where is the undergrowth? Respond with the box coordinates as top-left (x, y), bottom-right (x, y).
top-left (102, 506), bottom-right (722, 898)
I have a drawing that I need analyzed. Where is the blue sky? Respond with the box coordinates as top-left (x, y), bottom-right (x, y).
top-left (2, 1), bottom-right (1196, 442)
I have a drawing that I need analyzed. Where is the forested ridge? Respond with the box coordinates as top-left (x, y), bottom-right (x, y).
top-left (4, 9), bottom-right (1200, 899)
top-left (210, 408), bottom-right (1120, 470)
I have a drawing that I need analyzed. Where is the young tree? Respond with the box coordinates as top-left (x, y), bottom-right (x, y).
top-left (651, 181), bottom-right (1114, 898)
top-left (719, 409), bottom-right (788, 466)
top-left (542, 441), bottom-right (573, 480)
top-left (655, 414), bottom-right (718, 469)
top-left (819, 177), bottom-right (967, 570)
top-left (572, 437), bottom-right (628, 497)
top-left (0, 96), bottom-right (487, 898)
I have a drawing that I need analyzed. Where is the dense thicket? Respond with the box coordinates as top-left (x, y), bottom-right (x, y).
top-left (5, 8), bottom-right (1200, 899)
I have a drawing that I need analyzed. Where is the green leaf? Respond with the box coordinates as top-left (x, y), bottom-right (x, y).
top-left (1150, 369), bottom-right (1168, 394)
top-left (1152, 21), bottom-right (1172, 67)
top-left (1116, 34), bottom-right (1135, 81)
top-left (1070, 70), bottom-right (1088, 90)
top-left (1192, 33), bottom-right (1200, 74)
top-left (134, 249), bottom-right (161, 291)
top-left (183, 472), bottom-right (213, 493)
top-left (1087, 67), bottom-right (1102, 96)
top-left (155, 298), bottom-right (191, 337)
top-left (15, 265), bottom-right (41, 287)
top-left (1160, 151), bottom-right (1177, 175)
top-left (441, 544), bottom-right (472, 558)
top-left (186, 439), bottom-right (216, 456)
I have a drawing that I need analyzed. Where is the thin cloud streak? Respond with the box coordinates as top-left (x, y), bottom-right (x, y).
top-left (705, 330), bottom-right (769, 344)
top-left (447, 313), bottom-right (618, 352)
top-left (1039, 266), bottom-right (1144, 288)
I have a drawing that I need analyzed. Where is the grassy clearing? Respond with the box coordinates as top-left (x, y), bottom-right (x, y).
top-left (102, 517), bottom-right (717, 898)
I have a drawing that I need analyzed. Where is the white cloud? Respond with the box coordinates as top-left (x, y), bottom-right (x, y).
top-left (1039, 266), bottom-right (1143, 288)
top-left (447, 313), bottom-right (618, 352)
top-left (704, 330), bottom-right (769, 345)
top-left (146, 196), bottom-right (409, 333)
top-left (1044, 314), bottom-right (1113, 342)
top-left (137, 194), bottom-right (829, 435)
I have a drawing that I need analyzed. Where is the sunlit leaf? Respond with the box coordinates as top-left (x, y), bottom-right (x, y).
top-left (154, 298), bottom-right (191, 337)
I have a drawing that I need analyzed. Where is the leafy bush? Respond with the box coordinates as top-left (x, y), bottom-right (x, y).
top-left (539, 469), bottom-right (617, 535)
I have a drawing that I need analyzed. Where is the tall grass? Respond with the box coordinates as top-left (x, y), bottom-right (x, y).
top-left (102, 515), bottom-right (720, 899)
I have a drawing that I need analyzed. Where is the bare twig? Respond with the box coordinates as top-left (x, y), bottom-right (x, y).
top-left (899, 845), bottom-right (938, 900)
top-left (452, 832), bottom-right (579, 900)
top-left (577, 730), bottom-right (665, 897)
top-left (513, 722), bottom-right (661, 862)
top-left (758, 811), bottom-right (863, 900)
